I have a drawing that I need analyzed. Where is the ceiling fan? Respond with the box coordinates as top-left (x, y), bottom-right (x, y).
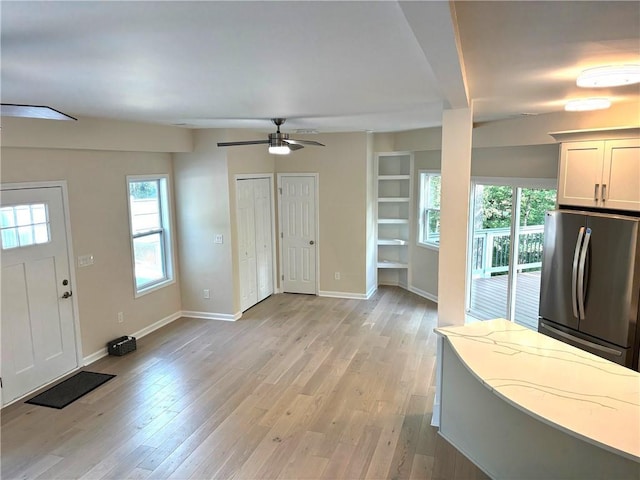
top-left (217, 118), bottom-right (324, 155)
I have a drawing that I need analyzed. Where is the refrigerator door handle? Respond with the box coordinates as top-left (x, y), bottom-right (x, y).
top-left (571, 227), bottom-right (585, 319)
top-left (577, 227), bottom-right (591, 320)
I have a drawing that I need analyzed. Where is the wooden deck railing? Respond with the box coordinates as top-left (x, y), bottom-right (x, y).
top-left (471, 225), bottom-right (544, 278)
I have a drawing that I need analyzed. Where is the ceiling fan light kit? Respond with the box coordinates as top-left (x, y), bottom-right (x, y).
top-left (217, 118), bottom-right (325, 154)
top-left (268, 143), bottom-right (291, 155)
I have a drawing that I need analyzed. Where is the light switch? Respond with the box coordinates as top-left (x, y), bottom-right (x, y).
top-left (214, 234), bottom-right (223, 244)
top-left (78, 254), bottom-right (94, 267)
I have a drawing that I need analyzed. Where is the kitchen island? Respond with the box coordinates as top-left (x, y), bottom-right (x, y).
top-left (435, 319), bottom-right (640, 479)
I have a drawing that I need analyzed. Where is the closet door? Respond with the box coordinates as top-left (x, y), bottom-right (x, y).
top-left (237, 179), bottom-right (258, 311)
top-left (254, 178), bottom-right (274, 302)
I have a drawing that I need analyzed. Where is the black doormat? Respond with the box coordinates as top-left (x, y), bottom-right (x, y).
top-left (26, 371), bottom-right (115, 409)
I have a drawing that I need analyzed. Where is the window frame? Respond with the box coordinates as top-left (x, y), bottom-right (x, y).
top-left (126, 174), bottom-right (175, 297)
top-left (417, 170), bottom-right (441, 250)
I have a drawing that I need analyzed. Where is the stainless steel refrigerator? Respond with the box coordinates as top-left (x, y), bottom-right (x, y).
top-left (538, 210), bottom-right (640, 370)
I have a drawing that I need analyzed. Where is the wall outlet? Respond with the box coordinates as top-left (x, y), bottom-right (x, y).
top-left (334, 272), bottom-right (341, 280)
top-left (203, 289), bottom-right (210, 299)
top-left (117, 312), bottom-right (124, 323)
top-left (214, 234), bottom-right (223, 244)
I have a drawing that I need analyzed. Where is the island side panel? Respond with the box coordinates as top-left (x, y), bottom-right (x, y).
top-left (439, 339), bottom-right (640, 479)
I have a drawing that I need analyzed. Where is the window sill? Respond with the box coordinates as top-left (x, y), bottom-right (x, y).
top-left (134, 278), bottom-right (176, 299)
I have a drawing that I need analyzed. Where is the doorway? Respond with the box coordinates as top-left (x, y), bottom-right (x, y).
top-left (1, 184), bottom-right (80, 405)
top-left (236, 176), bottom-right (275, 312)
top-left (467, 179), bottom-right (557, 328)
top-left (278, 174), bottom-right (318, 295)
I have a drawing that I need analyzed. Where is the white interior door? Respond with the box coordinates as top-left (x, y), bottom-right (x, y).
top-left (279, 175), bottom-right (317, 295)
top-left (254, 178), bottom-right (274, 302)
top-left (1, 186), bottom-right (78, 404)
top-left (237, 180), bottom-right (258, 311)
top-left (237, 177), bottom-right (274, 312)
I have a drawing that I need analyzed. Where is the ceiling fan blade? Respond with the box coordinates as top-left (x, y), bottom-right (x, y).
top-left (285, 138), bottom-right (325, 147)
top-left (287, 143), bottom-right (304, 151)
top-left (217, 140), bottom-right (270, 147)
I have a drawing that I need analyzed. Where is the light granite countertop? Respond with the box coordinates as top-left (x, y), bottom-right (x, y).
top-left (435, 319), bottom-right (640, 462)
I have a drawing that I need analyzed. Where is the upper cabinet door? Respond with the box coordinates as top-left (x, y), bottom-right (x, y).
top-left (557, 138), bottom-right (640, 212)
top-left (602, 138), bottom-right (640, 212)
top-left (557, 141), bottom-right (604, 208)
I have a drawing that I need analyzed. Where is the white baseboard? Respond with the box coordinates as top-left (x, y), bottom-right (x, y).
top-left (408, 285), bottom-right (438, 303)
top-left (83, 311), bottom-right (183, 366)
top-left (180, 310), bottom-right (241, 322)
top-left (366, 285), bottom-right (377, 299)
top-left (318, 290), bottom-right (371, 300)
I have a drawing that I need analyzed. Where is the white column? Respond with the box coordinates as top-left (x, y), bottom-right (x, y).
top-left (437, 107), bottom-right (473, 327)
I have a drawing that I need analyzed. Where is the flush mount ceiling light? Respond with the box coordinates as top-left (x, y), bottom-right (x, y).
top-left (577, 65), bottom-right (640, 88)
top-left (564, 97), bottom-right (612, 112)
top-left (1, 103), bottom-right (77, 121)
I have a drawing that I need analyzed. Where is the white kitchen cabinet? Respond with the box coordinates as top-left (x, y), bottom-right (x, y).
top-left (558, 138), bottom-right (640, 212)
top-left (375, 152), bottom-right (413, 287)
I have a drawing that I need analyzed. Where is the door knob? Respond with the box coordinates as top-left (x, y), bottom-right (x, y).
top-left (309, 240), bottom-right (315, 245)
top-left (61, 291), bottom-right (73, 299)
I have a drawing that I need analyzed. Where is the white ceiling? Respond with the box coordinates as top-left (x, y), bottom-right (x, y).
top-left (1, 1), bottom-right (639, 133)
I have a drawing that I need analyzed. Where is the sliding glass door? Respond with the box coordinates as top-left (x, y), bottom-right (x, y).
top-left (467, 180), bottom-right (556, 329)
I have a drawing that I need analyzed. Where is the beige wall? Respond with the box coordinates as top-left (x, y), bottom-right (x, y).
top-left (173, 129), bottom-right (237, 317)
top-left (226, 131), bottom-right (276, 311)
top-left (2, 116), bottom-right (193, 153)
top-left (1, 117), bottom-right (190, 358)
top-left (1, 147), bottom-right (181, 357)
top-left (408, 143), bottom-right (559, 301)
top-left (393, 102), bottom-right (640, 152)
top-left (276, 132), bottom-right (369, 295)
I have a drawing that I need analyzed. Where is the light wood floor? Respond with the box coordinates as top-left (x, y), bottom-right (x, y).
top-left (1, 286), bottom-right (489, 480)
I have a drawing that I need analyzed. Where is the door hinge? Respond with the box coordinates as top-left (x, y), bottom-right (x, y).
top-left (281, 275), bottom-right (284, 281)
top-left (1, 377), bottom-right (3, 388)
top-left (280, 232), bottom-right (283, 238)
top-left (279, 187), bottom-right (282, 195)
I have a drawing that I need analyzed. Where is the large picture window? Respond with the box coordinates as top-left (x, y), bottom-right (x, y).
top-left (418, 171), bottom-right (441, 248)
top-left (127, 175), bottom-right (174, 296)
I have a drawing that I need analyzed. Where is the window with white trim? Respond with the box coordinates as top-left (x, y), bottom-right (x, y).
top-left (127, 175), bottom-right (174, 295)
top-left (418, 171), bottom-right (441, 248)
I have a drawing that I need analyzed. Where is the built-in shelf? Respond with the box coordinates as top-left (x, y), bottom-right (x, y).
top-left (378, 239), bottom-right (408, 246)
top-left (375, 151), bottom-right (413, 286)
top-left (378, 218), bottom-right (409, 224)
top-left (378, 174), bottom-right (411, 181)
top-left (378, 197), bottom-right (410, 203)
top-left (377, 260), bottom-right (409, 269)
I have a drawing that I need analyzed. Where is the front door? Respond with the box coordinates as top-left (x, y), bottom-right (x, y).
top-left (279, 175), bottom-right (317, 295)
top-left (1, 186), bottom-right (78, 404)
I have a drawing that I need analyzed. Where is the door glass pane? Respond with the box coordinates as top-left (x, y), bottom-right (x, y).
top-left (513, 188), bottom-right (557, 329)
top-left (469, 184), bottom-right (513, 320)
top-left (0, 203), bottom-right (50, 250)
